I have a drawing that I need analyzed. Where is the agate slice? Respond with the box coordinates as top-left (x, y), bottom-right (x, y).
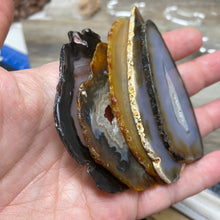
top-left (77, 42), bottom-right (155, 190)
top-left (54, 6), bottom-right (203, 193)
top-left (54, 29), bottom-right (128, 193)
top-left (140, 20), bottom-right (203, 162)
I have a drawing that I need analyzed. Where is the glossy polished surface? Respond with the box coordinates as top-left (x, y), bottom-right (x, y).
top-left (107, 17), bottom-right (161, 181)
top-left (78, 43), bottom-right (155, 190)
top-left (54, 6), bottom-right (203, 192)
top-left (127, 7), bottom-right (184, 183)
top-left (141, 20), bottom-right (203, 162)
top-left (54, 30), bottom-right (128, 193)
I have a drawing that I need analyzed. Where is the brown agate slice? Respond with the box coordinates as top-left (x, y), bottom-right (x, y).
top-left (107, 17), bottom-right (160, 180)
top-left (77, 43), bottom-right (155, 190)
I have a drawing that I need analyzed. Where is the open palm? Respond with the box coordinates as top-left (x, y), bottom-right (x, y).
top-left (0, 1), bottom-right (220, 219)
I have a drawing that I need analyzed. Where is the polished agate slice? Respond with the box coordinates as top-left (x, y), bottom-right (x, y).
top-left (126, 7), bottom-right (184, 183)
top-left (54, 29), bottom-right (128, 193)
top-left (77, 43), bottom-right (155, 190)
top-left (141, 20), bottom-right (203, 162)
top-left (107, 17), bottom-right (160, 181)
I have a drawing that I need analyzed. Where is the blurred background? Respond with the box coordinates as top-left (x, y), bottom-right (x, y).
top-left (2, 0), bottom-right (220, 219)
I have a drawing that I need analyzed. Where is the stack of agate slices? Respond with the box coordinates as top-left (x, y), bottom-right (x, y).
top-left (54, 6), bottom-right (203, 193)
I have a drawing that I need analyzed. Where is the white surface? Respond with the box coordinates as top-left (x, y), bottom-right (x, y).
top-left (45, 0), bottom-right (82, 19)
top-left (4, 22), bottom-right (28, 54)
top-left (173, 190), bottom-right (220, 220)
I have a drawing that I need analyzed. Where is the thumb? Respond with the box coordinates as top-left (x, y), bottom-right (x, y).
top-left (0, 0), bottom-right (14, 48)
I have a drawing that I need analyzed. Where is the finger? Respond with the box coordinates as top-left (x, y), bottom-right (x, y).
top-left (163, 28), bottom-right (202, 61)
top-left (137, 151), bottom-right (220, 218)
top-left (179, 50), bottom-right (220, 96)
top-left (0, 0), bottom-right (14, 48)
top-left (195, 98), bottom-right (220, 137)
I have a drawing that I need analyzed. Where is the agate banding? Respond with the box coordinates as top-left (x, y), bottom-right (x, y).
top-left (54, 6), bottom-right (203, 193)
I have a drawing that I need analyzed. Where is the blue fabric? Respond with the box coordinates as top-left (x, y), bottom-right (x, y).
top-left (1, 44), bottom-right (30, 70)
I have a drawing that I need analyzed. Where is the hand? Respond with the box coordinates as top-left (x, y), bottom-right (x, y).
top-left (0, 1), bottom-right (220, 219)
